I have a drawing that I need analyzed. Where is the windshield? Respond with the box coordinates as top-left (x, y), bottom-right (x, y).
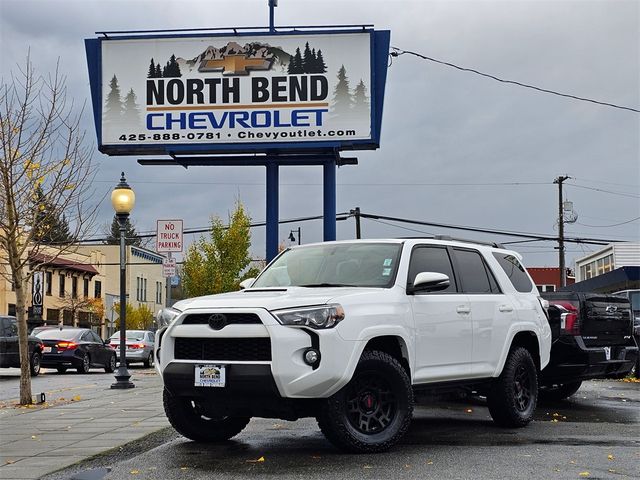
top-left (111, 331), bottom-right (146, 341)
top-left (252, 242), bottom-right (402, 288)
top-left (36, 329), bottom-right (81, 340)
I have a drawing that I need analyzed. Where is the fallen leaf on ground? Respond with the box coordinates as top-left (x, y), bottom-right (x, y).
top-left (607, 454), bottom-right (614, 460)
top-left (72, 395), bottom-right (81, 401)
top-left (579, 472), bottom-right (590, 477)
top-left (130, 470), bottom-right (139, 475)
top-left (426, 461), bottom-right (434, 465)
top-left (363, 465), bottom-right (372, 469)
top-left (180, 466), bottom-right (189, 470)
top-left (246, 457), bottom-right (265, 463)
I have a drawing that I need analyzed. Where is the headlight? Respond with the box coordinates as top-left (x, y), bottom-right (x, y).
top-left (156, 307), bottom-right (181, 327)
top-left (272, 304), bottom-right (345, 329)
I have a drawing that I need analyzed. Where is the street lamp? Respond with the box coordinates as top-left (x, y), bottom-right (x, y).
top-left (111, 172), bottom-right (135, 390)
top-left (288, 227), bottom-right (301, 245)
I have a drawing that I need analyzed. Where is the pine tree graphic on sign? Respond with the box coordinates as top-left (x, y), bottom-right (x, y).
top-left (331, 65), bottom-right (352, 117)
top-left (104, 75), bottom-right (123, 125)
top-left (122, 88), bottom-right (141, 127)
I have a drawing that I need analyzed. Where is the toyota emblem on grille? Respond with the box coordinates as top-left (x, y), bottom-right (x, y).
top-left (605, 305), bottom-right (618, 314)
top-left (208, 313), bottom-right (228, 330)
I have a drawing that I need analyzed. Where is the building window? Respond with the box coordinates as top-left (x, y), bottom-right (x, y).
top-left (136, 277), bottom-right (141, 301)
top-left (156, 281), bottom-right (162, 304)
top-left (94, 280), bottom-right (102, 298)
top-left (537, 284), bottom-right (556, 293)
top-left (143, 278), bottom-right (147, 302)
top-left (83, 278), bottom-right (89, 298)
top-left (46, 272), bottom-right (52, 296)
top-left (72, 277), bottom-right (78, 299)
top-left (46, 309), bottom-right (60, 323)
top-left (8, 304), bottom-right (16, 316)
top-left (59, 274), bottom-right (66, 297)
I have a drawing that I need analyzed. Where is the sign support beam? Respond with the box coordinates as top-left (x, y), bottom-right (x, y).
top-left (323, 160), bottom-right (336, 242)
top-left (266, 161), bottom-right (279, 261)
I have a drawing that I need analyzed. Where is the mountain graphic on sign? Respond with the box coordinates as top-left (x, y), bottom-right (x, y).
top-left (176, 42), bottom-right (292, 74)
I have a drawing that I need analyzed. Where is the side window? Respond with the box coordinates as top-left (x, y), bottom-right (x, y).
top-left (407, 246), bottom-right (457, 293)
top-left (91, 331), bottom-right (103, 343)
top-left (148, 332), bottom-right (155, 343)
top-left (6, 319), bottom-right (18, 337)
top-left (492, 253), bottom-right (534, 293)
top-left (81, 331), bottom-right (92, 342)
top-left (454, 249), bottom-right (497, 294)
top-left (0, 318), bottom-right (7, 336)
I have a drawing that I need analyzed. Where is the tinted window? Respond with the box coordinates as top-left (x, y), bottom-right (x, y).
top-left (1, 318), bottom-right (18, 337)
top-left (492, 253), bottom-right (534, 293)
top-left (407, 246), bottom-right (457, 293)
top-left (454, 249), bottom-right (495, 294)
top-left (36, 329), bottom-right (81, 340)
top-left (81, 331), bottom-right (93, 342)
top-left (148, 332), bottom-right (155, 342)
top-left (90, 331), bottom-right (103, 343)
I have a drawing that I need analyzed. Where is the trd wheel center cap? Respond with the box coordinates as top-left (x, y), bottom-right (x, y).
top-left (360, 392), bottom-right (377, 412)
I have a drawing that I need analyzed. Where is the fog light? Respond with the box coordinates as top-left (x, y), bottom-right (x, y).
top-left (303, 348), bottom-right (321, 366)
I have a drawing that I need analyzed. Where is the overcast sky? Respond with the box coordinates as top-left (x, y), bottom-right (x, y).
top-left (1, 0), bottom-right (638, 269)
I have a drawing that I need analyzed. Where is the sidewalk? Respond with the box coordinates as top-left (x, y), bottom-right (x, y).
top-left (0, 372), bottom-right (169, 480)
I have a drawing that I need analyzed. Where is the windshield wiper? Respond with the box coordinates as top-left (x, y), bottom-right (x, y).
top-left (297, 283), bottom-right (354, 288)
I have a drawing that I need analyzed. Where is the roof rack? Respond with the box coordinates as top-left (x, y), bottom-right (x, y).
top-left (397, 236), bottom-right (505, 249)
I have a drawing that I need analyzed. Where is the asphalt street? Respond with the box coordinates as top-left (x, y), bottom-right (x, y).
top-left (42, 379), bottom-right (639, 480)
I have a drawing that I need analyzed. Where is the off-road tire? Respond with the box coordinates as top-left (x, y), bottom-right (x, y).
top-left (163, 388), bottom-right (251, 443)
top-left (539, 381), bottom-right (582, 402)
top-left (488, 347), bottom-right (538, 428)
top-left (316, 350), bottom-right (413, 453)
top-left (105, 354), bottom-right (117, 373)
top-left (30, 352), bottom-right (41, 377)
top-left (76, 354), bottom-right (91, 374)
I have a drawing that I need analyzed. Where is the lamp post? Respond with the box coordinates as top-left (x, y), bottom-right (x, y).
top-left (111, 172), bottom-right (135, 389)
top-left (288, 227), bottom-right (301, 245)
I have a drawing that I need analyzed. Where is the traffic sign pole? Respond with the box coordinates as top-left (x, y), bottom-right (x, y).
top-left (166, 252), bottom-right (172, 307)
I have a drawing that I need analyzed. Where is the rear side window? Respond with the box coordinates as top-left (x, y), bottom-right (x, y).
top-left (407, 246), bottom-right (457, 293)
top-left (454, 249), bottom-right (501, 294)
top-left (492, 253), bottom-right (534, 293)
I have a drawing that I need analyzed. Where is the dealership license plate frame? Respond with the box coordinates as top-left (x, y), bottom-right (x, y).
top-left (194, 364), bottom-right (226, 388)
top-left (43, 346), bottom-right (51, 353)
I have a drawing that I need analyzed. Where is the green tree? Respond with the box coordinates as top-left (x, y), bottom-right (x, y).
top-left (331, 65), bottom-right (352, 116)
top-left (104, 215), bottom-right (142, 246)
top-left (182, 201), bottom-right (260, 297)
top-left (31, 185), bottom-right (73, 244)
top-left (114, 303), bottom-right (154, 330)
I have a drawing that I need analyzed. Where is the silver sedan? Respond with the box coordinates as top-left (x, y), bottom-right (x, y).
top-left (109, 330), bottom-right (155, 367)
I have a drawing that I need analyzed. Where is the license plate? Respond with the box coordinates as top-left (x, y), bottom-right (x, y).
top-left (43, 347), bottom-right (51, 353)
top-left (195, 364), bottom-right (226, 388)
top-left (604, 347), bottom-right (611, 361)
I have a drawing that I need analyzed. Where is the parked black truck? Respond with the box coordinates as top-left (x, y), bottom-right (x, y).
top-left (540, 292), bottom-right (638, 401)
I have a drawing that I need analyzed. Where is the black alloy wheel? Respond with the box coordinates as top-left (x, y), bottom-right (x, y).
top-left (345, 374), bottom-right (396, 434)
top-left (317, 350), bottom-right (413, 453)
top-left (488, 347), bottom-right (538, 428)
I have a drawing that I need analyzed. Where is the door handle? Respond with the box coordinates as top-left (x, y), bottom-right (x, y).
top-left (499, 305), bottom-right (514, 313)
top-left (456, 306), bottom-right (471, 314)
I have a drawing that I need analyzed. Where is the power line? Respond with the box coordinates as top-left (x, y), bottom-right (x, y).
top-left (565, 182), bottom-right (640, 199)
top-left (390, 47), bottom-right (640, 114)
top-left (92, 179), bottom-right (551, 187)
top-left (576, 216), bottom-right (640, 228)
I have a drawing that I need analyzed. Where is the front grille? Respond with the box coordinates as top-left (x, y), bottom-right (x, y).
top-left (181, 313), bottom-right (262, 326)
top-left (174, 337), bottom-right (271, 361)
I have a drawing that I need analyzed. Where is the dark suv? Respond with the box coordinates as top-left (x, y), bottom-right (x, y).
top-left (540, 292), bottom-right (638, 400)
top-left (0, 316), bottom-right (44, 376)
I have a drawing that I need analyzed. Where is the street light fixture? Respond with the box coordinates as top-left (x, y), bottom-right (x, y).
top-left (288, 227), bottom-right (301, 245)
top-left (111, 172), bottom-right (135, 390)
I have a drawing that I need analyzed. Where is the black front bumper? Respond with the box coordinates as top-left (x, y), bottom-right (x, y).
top-left (541, 338), bottom-right (638, 385)
top-left (162, 362), bottom-right (319, 420)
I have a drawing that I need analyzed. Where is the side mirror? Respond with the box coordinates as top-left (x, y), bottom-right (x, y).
top-left (409, 272), bottom-right (450, 294)
top-left (239, 278), bottom-right (255, 290)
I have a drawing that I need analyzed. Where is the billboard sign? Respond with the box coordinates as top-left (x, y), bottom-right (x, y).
top-left (156, 219), bottom-right (183, 252)
top-left (85, 29), bottom-right (390, 155)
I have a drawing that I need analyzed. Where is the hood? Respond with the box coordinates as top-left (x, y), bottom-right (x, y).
top-left (173, 287), bottom-right (372, 312)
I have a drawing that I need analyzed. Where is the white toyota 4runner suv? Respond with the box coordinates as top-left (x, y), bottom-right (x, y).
top-left (156, 238), bottom-right (551, 452)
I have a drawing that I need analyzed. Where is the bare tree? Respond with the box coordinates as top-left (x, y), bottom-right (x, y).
top-left (0, 55), bottom-right (97, 405)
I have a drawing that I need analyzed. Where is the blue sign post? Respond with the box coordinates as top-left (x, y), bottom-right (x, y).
top-left (85, 26), bottom-right (390, 261)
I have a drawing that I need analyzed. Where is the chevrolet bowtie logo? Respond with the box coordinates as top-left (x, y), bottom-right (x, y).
top-left (199, 54), bottom-right (274, 76)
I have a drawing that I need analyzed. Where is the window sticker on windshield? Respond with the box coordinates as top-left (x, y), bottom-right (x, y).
top-left (382, 268), bottom-right (392, 276)
top-left (383, 258), bottom-right (393, 267)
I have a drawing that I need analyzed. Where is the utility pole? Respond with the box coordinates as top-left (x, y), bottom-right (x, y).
top-left (554, 175), bottom-right (570, 288)
top-left (350, 207), bottom-right (361, 239)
